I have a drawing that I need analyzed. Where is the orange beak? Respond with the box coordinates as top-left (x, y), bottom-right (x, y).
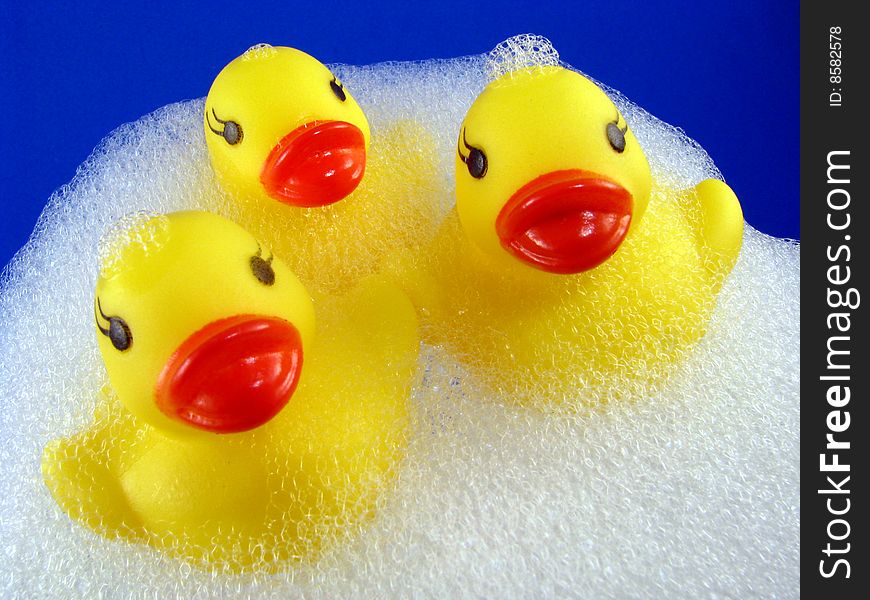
top-left (496, 169), bottom-right (633, 274)
top-left (156, 315), bottom-right (303, 433)
top-left (260, 120), bottom-right (366, 207)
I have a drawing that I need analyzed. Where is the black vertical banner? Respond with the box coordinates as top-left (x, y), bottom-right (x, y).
top-left (802, 1), bottom-right (867, 597)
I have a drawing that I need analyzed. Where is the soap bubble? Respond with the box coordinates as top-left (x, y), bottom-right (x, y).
top-left (0, 37), bottom-right (798, 598)
top-left (97, 211), bottom-right (169, 279)
top-left (486, 34), bottom-right (561, 81)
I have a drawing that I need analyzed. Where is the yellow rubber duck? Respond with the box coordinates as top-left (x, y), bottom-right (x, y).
top-left (411, 66), bottom-right (744, 405)
top-left (42, 211), bottom-right (418, 570)
top-left (204, 44), bottom-right (440, 294)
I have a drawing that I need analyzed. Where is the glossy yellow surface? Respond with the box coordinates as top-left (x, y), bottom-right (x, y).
top-left (204, 45), bottom-right (371, 204)
top-left (42, 211), bottom-right (418, 569)
top-left (411, 67), bottom-right (744, 404)
top-left (94, 211), bottom-right (316, 437)
top-left (205, 46), bottom-right (440, 295)
top-left (456, 67), bottom-right (653, 273)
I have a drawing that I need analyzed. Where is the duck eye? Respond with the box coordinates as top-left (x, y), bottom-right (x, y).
top-left (250, 247), bottom-right (275, 286)
top-left (221, 120), bottom-right (242, 145)
top-left (108, 318), bottom-right (132, 351)
top-left (606, 119), bottom-right (627, 153)
top-left (458, 129), bottom-right (488, 179)
top-left (330, 76), bottom-right (347, 102)
top-left (95, 299), bottom-right (132, 352)
top-left (467, 148), bottom-right (488, 178)
top-left (206, 108), bottom-right (243, 145)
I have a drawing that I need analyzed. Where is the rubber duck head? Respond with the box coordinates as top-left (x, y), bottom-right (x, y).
top-left (94, 211), bottom-right (315, 437)
top-left (455, 66), bottom-right (652, 275)
top-left (204, 45), bottom-right (371, 208)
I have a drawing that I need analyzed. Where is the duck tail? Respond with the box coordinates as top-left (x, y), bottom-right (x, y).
top-left (691, 178), bottom-right (744, 287)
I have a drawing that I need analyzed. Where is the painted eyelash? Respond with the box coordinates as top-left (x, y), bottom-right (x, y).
top-left (611, 110), bottom-right (628, 134)
top-left (206, 108), bottom-right (226, 136)
top-left (457, 128), bottom-right (474, 163)
top-left (94, 298), bottom-right (111, 336)
top-left (254, 244), bottom-right (274, 263)
top-left (206, 108), bottom-right (243, 144)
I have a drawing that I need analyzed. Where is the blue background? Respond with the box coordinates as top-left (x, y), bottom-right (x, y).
top-left (0, 1), bottom-right (798, 270)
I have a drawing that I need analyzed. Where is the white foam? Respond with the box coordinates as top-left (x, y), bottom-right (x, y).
top-left (0, 36), bottom-right (798, 598)
top-left (486, 33), bottom-right (562, 80)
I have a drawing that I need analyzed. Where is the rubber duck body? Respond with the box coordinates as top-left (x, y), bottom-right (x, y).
top-left (205, 45), bottom-right (440, 294)
top-left (42, 211), bottom-right (417, 569)
top-left (413, 67), bottom-right (744, 406)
